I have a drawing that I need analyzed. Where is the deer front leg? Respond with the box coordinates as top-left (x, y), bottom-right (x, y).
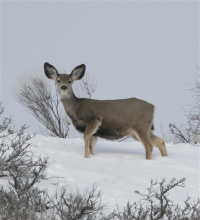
top-left (84, 116), bottom-right (102, 158)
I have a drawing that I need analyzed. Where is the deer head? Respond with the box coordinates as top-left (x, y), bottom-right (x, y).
top-left (44, 62), bottom-right (86, 99)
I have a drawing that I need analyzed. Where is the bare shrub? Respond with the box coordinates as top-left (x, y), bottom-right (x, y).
top-left (0, 103), bottom-right (34, 178)
top-left (14, 71), bottom-right (70, 138)
top-left (169, 74), bottom-right (200, 144)
top-left (0, 186), bottom-right (51, 220)
top-left (49, 184), bottom-right (106, 220)
top-left (112, 178), bottom-right (200, 220)
top-left (0, 103), bottom-right (50, 220)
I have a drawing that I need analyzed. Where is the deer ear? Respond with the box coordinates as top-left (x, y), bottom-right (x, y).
top-left (44, 62), bottom-right (58, 80)
top-left (70, 64), bottom-right (86, 81)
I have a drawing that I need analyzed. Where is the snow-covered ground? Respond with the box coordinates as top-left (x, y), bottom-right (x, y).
top-left (26, 135), bottom-right (199, 212)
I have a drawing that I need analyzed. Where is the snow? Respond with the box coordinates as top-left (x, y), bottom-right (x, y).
top-left (27, 135), bottom-right (200, 212)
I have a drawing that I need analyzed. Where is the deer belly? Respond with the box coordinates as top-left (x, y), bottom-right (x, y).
top-left (94, 126), bottom-right (126, 140)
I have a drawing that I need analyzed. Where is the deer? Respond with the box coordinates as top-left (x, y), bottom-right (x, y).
top-left (44, 62), bottom-right (168, 159)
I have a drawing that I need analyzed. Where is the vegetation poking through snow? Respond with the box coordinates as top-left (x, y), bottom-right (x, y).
top-left (169, 73), bottom-right (200, 144)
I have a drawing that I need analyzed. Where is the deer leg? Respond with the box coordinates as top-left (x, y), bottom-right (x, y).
top-left (149, 131), bottom-right (168, 156)
top-left (137, 131), bottom-right (154, 160)
top-left (89, 136), bottom-right (98, 155)
top-left (84, 116), bottom-right (102, 158)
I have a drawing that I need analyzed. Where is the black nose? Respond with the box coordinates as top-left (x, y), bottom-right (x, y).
top-left (61, 85), bottom-right (67, 90)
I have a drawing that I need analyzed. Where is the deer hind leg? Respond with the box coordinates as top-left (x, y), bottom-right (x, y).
top-left (89, 135), bottom-right (98, 155)
top-left (137, 131), bottom-right (154, 160)
top-left (149, 131), bottom-right (168, 157)
top-left (84, 116), bottom-right (102, 158)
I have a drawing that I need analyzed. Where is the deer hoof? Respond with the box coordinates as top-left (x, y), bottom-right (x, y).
top-left (84, 153), bottom-right (90, 158)
top-left (162, 151), bottom-right (168, 157)
top-left (146, 152), bottom-right (152, 160)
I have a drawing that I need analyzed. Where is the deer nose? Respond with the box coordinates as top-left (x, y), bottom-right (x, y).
top-left (61, 85), bottom-right (67, 90)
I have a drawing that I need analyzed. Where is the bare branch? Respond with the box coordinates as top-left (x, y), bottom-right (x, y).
top-left (73, 72), bottom-right (97, 99)
top-left (169, 73), bottom-right (200, 144)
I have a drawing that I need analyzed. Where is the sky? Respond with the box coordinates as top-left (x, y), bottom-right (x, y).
top-left (1, 0), bottom-right (199, 140)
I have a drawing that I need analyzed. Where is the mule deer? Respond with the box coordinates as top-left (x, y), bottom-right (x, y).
top-left (44, 63), bottom-right (168, 159)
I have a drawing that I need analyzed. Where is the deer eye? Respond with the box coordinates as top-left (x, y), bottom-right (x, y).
top-left (68, 81), bottom-right (72, 83)
top-left (57, 80), bottom-right (61, 83)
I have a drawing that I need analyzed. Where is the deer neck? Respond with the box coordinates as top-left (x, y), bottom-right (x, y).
top-left (60, 92), bottom-right (81, 119)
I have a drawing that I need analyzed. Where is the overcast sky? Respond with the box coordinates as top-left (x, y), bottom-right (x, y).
top-left (1, 0), bottom-right (199, 139)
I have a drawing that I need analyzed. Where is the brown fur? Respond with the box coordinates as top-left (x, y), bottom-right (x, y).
top-left (44, 62), bottom-right (168, 159)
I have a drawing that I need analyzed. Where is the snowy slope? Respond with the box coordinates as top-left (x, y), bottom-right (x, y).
top-left (27, 135), bottom-right (200, 212)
